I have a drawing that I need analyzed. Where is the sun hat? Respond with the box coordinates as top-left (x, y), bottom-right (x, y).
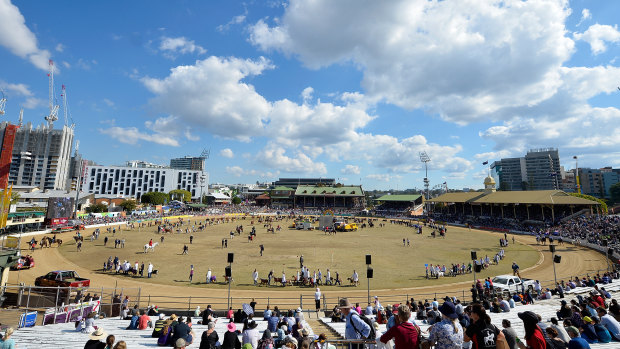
top-left (249, 320), bottom-right (258, 329)
top-left (518, 311), bottom-right (539, 324)
top-left (283, 337), bottom-right (298, 347)
top-left (337, 298), bottom-right (352, 309)
top-left (297, 307), bottom-right (302, 312)
top-left (227, 322), bottom-right (237, 332)
top-left (439, 302), bottom-right (458, 319)
top-left (89, 327), bottom-right (107, 340)
top-left (159, 313), bottom-right (165, 320)
top-left (174, 338), bottom-right (187, 348)
top-left (583, 316), bottom-right (593, 323)
top-left (301, 328), bottom-right (309, 336)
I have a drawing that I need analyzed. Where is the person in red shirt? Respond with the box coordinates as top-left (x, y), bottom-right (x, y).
top-left (380, 304), bottom-right (419, 348)
top-left (516, 311), bottom-right (546, 349)
top-left (138, 310), bottom-right (150, 330)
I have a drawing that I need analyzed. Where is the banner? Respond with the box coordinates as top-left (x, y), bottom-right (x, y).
top-left (0, 184), bottom-right (12, 228)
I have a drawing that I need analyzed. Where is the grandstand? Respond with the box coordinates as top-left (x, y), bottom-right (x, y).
top-left (320, 278), bottom-right (620, 348)
top-left (374, 194), bottom-right (424, 216)
top-left (10, 315), bottom-right (314, 348)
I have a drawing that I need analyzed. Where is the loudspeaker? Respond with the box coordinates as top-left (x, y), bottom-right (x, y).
top-left (554, 255), bottom-right (561, 263)
top-left (228, 253), bottom-right (234, 263)
top-left (225, 266), bottom-right (232, 277)
top-left (474, 264), bottom-right (482, 272)
top-left (608, 248), bottom-right (614, 255)
top-left (366, 255), bottom-right (372, 265)
top-left (471, 251), bottom-right (477, 260)
top-left (549, 245), bottom-right (556, 253)
top-left (367, 267), bottom-right (373, 279)
top-left (602, 239), bottom-right (608, 247)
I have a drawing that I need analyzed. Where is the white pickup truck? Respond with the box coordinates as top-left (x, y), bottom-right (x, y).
top-left (492, 275), bottom-right (537, 295)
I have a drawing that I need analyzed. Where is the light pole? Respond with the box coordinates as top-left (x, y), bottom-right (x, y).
top-left (573, 156), bottom-right (581, 194)
top-left (199, 174), bottom-right (206, 204)
top-left (366, 255), bottom-right (372, 305)
top-left (471, 250), bottom-right (477, 286)
top-left (550, 244), bottom-right (559, 287)
top-left (226, 253), bottom-right (234, 310)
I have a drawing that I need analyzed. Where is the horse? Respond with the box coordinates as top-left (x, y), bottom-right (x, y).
top-left (40, 237), bottom-right (51, 248)
top-left (144, 242), bottom-right (159, 253)
top-left (73, 235), bottom-right (84, 243)
top-left (347, 277), bottom-right (359, 286)
top-left (55, 239), bottom-right (63, 247)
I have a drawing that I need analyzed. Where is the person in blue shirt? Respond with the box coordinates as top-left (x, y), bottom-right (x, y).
top-left (0, 328), bottom-right (15, 349)
top-left (566, 326), bottom-right (591, 349)
top-left (592, 317), bottom-right (611, 343)
top-left (338, 298), bottom-right (370, 349)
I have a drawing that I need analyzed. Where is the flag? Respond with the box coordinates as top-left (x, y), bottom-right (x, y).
top-left (482, 161), bottom-right (489, 165)
top-left (0, 184), bottom-right (11, 229)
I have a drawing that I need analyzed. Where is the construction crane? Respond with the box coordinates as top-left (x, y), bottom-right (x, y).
top-left (44, 60), bottom-right (59, 127)
top-left (200, 148), bottom-right (210, 159)
top-left (18, 108), bottom-right (23, 126)
top-left (60, 84), bottom-right (73, 128)
top-left (0, 90), bottom-right (6, 116)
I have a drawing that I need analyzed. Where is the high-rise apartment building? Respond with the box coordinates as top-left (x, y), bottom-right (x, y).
top-left (491, 148), bottom-right (562, 191)
top-left (169, 156), bottom-right (206, 171)
top-left (0, 122), bottom-right (74, 190)
top-left (83, 165), bottom-right (208, 200)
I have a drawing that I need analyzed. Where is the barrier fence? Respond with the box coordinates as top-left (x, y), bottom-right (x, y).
top-left (1, 264), bottom-right (611, 328)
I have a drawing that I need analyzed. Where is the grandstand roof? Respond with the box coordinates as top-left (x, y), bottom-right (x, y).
top-left (427, 192), bottom-right (486, 203)
top-left (375, 194), bottom-right (422, 202)
top-left (294, 185), bottom-right (364, 197)
top-left (272, 186), bottom-right (294, 191)
top-left (429, 190), bottom-right (600, 205)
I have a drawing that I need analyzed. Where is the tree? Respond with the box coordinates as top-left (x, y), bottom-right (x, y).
top-left (569, 193), bottom-right (608, 214)
top-left (610, 182), bottom-right (620, 204)
top-left (141, 191), bottom-right (169, 205)
top-left (119, 200), bottom-right (137, 212)
top-left (169, 189), bottom-right (192, 202)
top-left (85, 203), bottom-right (108, 213)
top-left (232, 196), bottom-right (242, 205)
top-left (10, 191), bottom-right (20, 205)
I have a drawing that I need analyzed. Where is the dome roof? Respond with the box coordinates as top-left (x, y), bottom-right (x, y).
top-left (484, 176), bottom-right (496, 185)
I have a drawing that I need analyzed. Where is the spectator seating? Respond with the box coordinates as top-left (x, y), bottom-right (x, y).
top-left (10, 317), bottom-right (313, 348)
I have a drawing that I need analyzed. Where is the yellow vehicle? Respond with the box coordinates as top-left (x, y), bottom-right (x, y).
top-left (334, 222), bottom-right (358, 232)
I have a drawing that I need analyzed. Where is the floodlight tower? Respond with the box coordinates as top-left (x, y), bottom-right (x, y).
top-left (199, 148), bottom-right (210, 203)
top-left (419, 151), bottom-right (431, 211)
top-left (44, 60), bottom-right (59, 127)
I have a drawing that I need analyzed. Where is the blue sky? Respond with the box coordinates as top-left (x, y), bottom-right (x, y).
top-left (1, 0), bottom-right (619, 190)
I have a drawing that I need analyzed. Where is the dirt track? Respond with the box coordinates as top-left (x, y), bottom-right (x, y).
top-left (8, 231), bottom-right (609, 309)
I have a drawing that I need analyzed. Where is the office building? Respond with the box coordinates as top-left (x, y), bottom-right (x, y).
top-left (524, 148), bottom-right (561, 190)
top-left (83, 165), bottom-right (208, 200)
top-left (170, 156), bottom-right (206, 171)
top-left (576, 167), bottom-right (620, 198)
top-left (125, 160), bottom-right (166, 168)
top-left (491, 157), bottom-right (527, 191)
top-left (0, 122), bottom-right (74, 190)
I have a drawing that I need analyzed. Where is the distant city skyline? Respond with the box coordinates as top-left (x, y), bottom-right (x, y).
top-left (1, 0), bottom-right (619, 190)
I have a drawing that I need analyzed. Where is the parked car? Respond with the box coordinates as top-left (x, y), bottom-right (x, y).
top-left (491, 275), bottom-right (536, 295)
top-left (35, 270), bottom-right (90, 288)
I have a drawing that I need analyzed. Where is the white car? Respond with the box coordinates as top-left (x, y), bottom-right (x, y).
top-left (492, 275), bottom-right (536, 295)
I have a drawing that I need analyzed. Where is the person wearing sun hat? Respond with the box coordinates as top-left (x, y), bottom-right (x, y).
top-left (338, 298), bottom-right (370, 349)
top-left (84, 327), bottom-right (107, 349)
top-left (516, 311), bottom-right (545, 349)
top-left (242, 320), bottom-right (260, 349)
top-left (579, 316), bottom-right (599, 344)
top-left (424, 301), bottom-right (463, 349)
top-left (222, 322), bottom-right (241, 349)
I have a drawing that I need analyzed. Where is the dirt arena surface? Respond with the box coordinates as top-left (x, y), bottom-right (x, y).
top-left (7, 217), bottom-right (610, 308)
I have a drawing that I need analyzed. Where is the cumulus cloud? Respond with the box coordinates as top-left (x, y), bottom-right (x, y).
top-left (0, 0), bottom-right (51, 71)
top-left (576, 8), bottom-right (591, 27)
top-left (574, 24), bottom-right (620, 55)
top-left (226, 166), bottom-right (244, 177)
top-left (366, 174), bottom-right (401, 182)
top-left (55, 43), bottom-right (64, 52)
top-left (0, 80), bottom-right (43, 109)
top-left (159, 36), bottom-right (206, 58)
top-left (220, 148), bottom-right (234, 158)
top-left (249, 0), bottom-right (574, 124)
top-left (217, 11), bottom-right (247, 32)
top-left (100, 127), bottom-right (179, 147)
top-left (256, 142), bottom-right (327, 174)
top-left (341, 164), bottom-right (360, 175)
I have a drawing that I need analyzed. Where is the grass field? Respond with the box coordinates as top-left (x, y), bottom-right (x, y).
top-left (57, 217), bottom-right (540, 290)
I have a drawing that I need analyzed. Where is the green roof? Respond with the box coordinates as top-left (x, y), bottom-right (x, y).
top-left (375, 194), bottom-right (422, 202)
top-left (8, 211), bottom-right (45, 217)
top-left (187, 203), bottom-right (209, 208)
top-left (294, 185), bottom-right (364, 197)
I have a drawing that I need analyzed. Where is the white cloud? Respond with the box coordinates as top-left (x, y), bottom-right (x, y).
top-left (99, 127), bottom-right (179, 147)
top-left (159, 36), bottom-right (206, 58)
top-left (55, 43), bottom-right (64, 52)
top-left (249, 0), bottom-right (574, 124)
top-left (220, 148), bottom-right (234, 158)
top-left (341, 164), bottom-right (360, 175)
top-left (574, 24), bottom-right (620, 55)
top-left (256, 142), bottom-right (327, 174)
top-left (103, 98), bottom-right (115, 107)
top-left (0, 0), bottom-right (51, 71)
top-left (226, 166), bottom-right (245, 177)
top-left (62, 61), bottom-right (71, 69)
top-left (301, 87), bottom-right (313, 103)
top-left (366, 174), bottom-right (401, 182)
top-left (0, 80), bottom-right (43, 109)
top-left (577, 9), bottom-right (591, 27)
top-left (217, 11), bottom-right (247, 32)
